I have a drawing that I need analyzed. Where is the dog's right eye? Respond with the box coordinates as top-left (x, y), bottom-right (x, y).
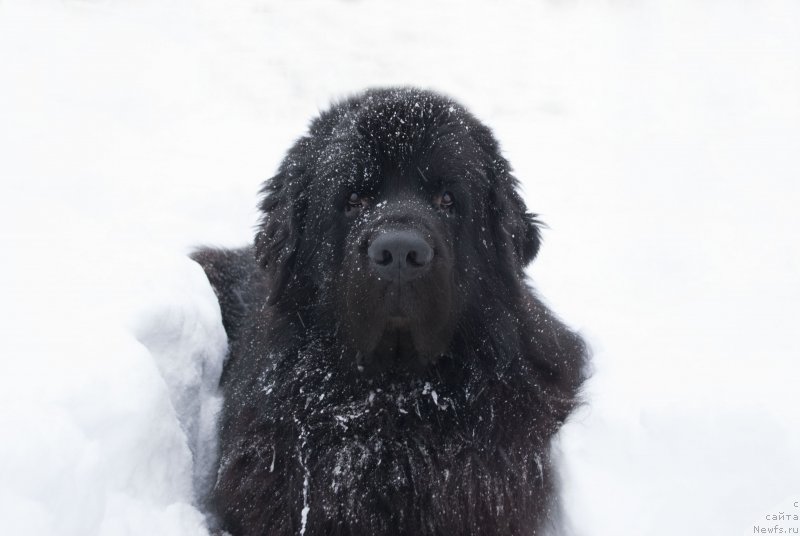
top-left (346, 192), bottom-right (364, 212)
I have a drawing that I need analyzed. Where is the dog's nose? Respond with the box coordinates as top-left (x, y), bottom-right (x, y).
top-left (368, 230), bottom-right (433, 281)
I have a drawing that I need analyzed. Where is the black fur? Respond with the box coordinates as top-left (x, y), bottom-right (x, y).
top-left (192, 88), bottom-right (588, 536)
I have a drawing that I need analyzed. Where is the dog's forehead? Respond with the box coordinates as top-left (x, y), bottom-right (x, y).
top-left (319, 90), bottom-right (493, 192)
top-left (349, 90), bottom-right (472, 149)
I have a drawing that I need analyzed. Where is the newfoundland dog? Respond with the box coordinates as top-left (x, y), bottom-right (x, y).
top-left (192, 87), bottom-right (588, 536)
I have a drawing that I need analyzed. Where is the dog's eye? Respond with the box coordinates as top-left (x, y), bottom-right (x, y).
top-left (439, 191), bottom-right (454, 208)
top-left (346, 192), bottom-right (366, 213)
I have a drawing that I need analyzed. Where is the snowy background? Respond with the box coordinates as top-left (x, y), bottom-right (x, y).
top-left (1, 0), bottom-right (799, 534)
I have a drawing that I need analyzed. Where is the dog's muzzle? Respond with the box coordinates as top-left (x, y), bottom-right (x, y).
top-left (367, 230), bottom-right (433, 282)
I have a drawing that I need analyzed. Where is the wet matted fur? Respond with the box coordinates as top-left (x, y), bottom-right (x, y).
top-left (193, 87), bottom-right (588, 536)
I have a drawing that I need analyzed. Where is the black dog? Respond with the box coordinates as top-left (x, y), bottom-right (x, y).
top-left (193, 88), bottom-right (588, 536)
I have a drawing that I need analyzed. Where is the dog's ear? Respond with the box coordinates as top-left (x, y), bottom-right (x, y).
top-left (255, 165), bottom-right (306, 306)
top-left (503, 181), bottom-right (541, 266)
top-left (489, 169), bottom-right (542, 278)
top-left (470, 122), bottom-right (541, 275)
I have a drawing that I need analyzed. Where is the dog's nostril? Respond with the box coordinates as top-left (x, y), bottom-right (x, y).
top-left (407, 243), bottom-right (433, 267)
top-left (377, 250), bottom-right (393, 266)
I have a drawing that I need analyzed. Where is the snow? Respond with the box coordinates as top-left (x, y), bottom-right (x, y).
top-left (1, 0), bottom-right (799, 535)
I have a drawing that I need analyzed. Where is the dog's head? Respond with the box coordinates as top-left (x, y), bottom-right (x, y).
top-left (255, 88), bottom-right (540, 372)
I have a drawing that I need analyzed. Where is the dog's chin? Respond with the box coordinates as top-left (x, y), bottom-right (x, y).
top-left (340, 258), bottom-right (457, 375)
top-left (353, 314), bottom-right (451, 376)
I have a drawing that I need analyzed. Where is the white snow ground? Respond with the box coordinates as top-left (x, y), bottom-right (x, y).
top-left (1, 1), bottom-right (799, 534)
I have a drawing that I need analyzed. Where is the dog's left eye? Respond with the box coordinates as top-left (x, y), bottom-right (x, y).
top-left (436, 191), bottom-right (454, 209)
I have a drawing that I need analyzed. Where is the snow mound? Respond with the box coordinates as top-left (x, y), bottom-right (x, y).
top-left (0, 232), bottom-right (226, 536)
